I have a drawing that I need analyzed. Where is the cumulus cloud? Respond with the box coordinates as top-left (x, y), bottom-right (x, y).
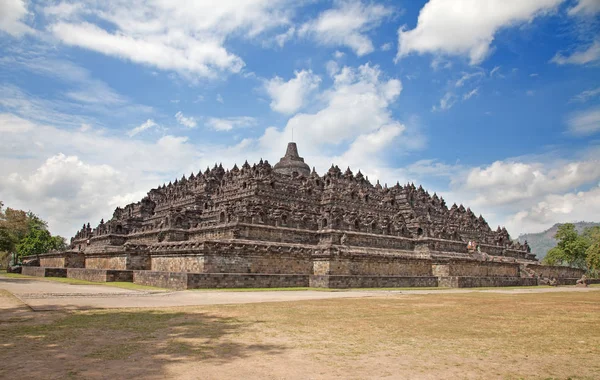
top-left (0, 0), bottom-right (34, 37)
top-left (175, 111), bottom-right (197, 128)
top-left (265, 70), bottom-right (321, 114)
top-left (299, 0), bottom-right (393, 56)
top-left (206, 117), bottom-right (257, 131)
top-left (567, 107), bottom-right (600, 135)
top-left (396, 0), bottom-right (563, 65)
top-left (551, 40), bottom-right (600, 65)
top-left (45, 0), bottom-right (298, 78)
top-left (507, 185), bottom-right (600, 235)
top-left (257, 63), bottom-right (411, 180)
top-left (0, 153), bottom-right (125, 237)
top-left (460, 158), bottom-right (600, 207)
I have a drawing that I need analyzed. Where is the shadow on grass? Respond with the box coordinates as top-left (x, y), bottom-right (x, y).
top-left (0, 303), bottom-right (286, 379)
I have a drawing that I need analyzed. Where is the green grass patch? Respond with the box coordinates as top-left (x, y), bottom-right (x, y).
top-left (0, 272), bottom-right (167, 291)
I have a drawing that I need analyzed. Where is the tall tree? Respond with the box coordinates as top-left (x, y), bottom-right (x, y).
top-left (542, 223), bottom-right (590, 269)
top-left (1, 201), bottom-right (67, 263)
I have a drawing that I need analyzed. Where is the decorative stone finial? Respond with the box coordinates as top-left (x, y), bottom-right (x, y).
top-left (273, 142), bottom-right (311, 177)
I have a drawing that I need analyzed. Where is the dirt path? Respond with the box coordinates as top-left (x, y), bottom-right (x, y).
top-left (1, 276), bottom-right (598, 311)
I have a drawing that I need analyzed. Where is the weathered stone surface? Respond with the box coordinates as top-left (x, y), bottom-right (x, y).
top-left (438, 276), bottom-right (538, 288)
top-left (132, 271), bottom-right (308, 289)
top-left (34, 143), bottom-right (577, 289)
top-left (310, 275), bottom-right (438, 288)
top-left (67, 268), bottom-right (133, 282)
top-left (22, 267), bottom-right (67, 278)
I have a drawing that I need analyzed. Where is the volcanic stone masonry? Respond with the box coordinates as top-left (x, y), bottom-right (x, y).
top-left (28, 143), bottom-right (584, 289)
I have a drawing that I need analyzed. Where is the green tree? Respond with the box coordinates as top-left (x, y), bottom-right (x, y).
top-left (542, 223), bottom-right (590, 269)
top-left (1, 201), bottom-right (67, 264)
top-left (586, 243), bottom-right (600, 276)
top-left (16, 228), bottom-right (54, 258)
top-left (543, 247), bottom-right (564, 266)
top-left (583, 226), bottom-right (600, 277)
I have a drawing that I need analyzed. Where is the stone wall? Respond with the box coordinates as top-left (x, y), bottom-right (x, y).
top-left (132, 270), bottom-right (310, 290)
top-left (438, 276), bottom-right (538, 288)
top-left (203, 253), bottom-right (312, 274)
top-left (40, 257), bottom-right (65, 267)
top-left (38, 253), bottom-right (85, 268)
top-left (134, 270), bottom-right (188, 290)
top-left (323, 256), bottom-right (432, 276)
top-left (331, 231), bottom-right (414, 250)
top-left (86, 255), bottom-right (128, 270)
top-left (151, 255), bottom-right (204, 272)
top-left (67, 268), bottom-right (133, 282)
top-left (22, 267), bottom-right (67, 278)
top-left (444, 261), bottom-right (520, 277)
top-left (85, 253), bottom-right (150, 270)
top-left (310, 275), bottom-right (438, 288)
top-left (232, 224), bottom-right (319, 244)
top-left (526, 264), bottom-right (585, 279)
top-left (186, 273), bottom-right (309, 289)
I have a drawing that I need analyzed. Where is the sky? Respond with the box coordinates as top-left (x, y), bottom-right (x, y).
top-left (1, 0), bottom-right (599, 240)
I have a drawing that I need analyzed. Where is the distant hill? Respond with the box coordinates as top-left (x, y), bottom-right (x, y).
top-left (517, 222), bottom-right (600, 260)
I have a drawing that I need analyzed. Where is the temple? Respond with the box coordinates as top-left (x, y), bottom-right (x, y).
top-left (25, 143), bottom-right (584, 289)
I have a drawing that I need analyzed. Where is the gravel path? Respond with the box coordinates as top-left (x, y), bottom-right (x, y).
top-left (1, 276), bottom-right (598, 311)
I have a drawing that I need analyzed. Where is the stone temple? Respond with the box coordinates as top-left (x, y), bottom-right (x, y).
top-left (26, 143), bottom-right (584, 289)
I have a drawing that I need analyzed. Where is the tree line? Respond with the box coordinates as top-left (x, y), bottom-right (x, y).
top-left (0, 201), bottom-right (67, 267)
top-left (542, 223), bottom-right (600, 276)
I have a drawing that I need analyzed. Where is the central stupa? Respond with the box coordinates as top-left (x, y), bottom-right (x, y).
top-left (273, 142), bottom-right (311, 177)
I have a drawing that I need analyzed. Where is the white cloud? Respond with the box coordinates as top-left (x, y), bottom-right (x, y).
top-left (128, 119), bottom-right (158, 137)
top-left (380, 42), bottom-right (393, 51)
top-left (256, 63), bottom-right (412, 180)
top-left (334, 50), bottom-right (345, 59)
top-left (432, 92), bottom-right (456, 111)
top-left (507, 185), bottom-right (600, 234)
top-left (567, 107), bottom-right (600, 135)
top-left (175, 111), bottom-right (197, 128)
top-left (46, 0), bottom-right (299, 78)
top-left (568, 0), bottom-right (600, 16)
top-left (0, 113), bottom-right (211, 236)
top-left (265, 70), bottom-right (321, 114)
top-left (570, 87), bottom-right (600, 103)
top-left (206, 117), bottom-right (257, 131)
top-left (461, 158), bottom-right (600, 207)
top-left (0, 0), bottom-right (34, 37)
top-left (274, 27), bottom-right (295, 48)
top-left (0, 154), bottom-right (123, 237)
top-left (463, 88), bottom-right (479, 100)
top-left (299, 0), bottom-right (393, 56)
top-left (490, 66), bottom-right (501, 77)
top-left (396, 0), bottom-right (563, 65)
top-left (216, 94), bottom-right (224, 103)
top-left (455, 71), bottom-right (484, 87)
top-left (551, 40), bottom-right (600, 65)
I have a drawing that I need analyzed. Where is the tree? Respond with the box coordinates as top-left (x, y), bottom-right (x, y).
top-left (16, 228), bottom-right (54, 258)
top-left (542, 223), bottom-right (589, 269)
top-left (1, 201), bottom-right (67, 264)
top-left (586, 243), bottom-right (600, 276)
top-left (583, 226), bottom-right (600, 277)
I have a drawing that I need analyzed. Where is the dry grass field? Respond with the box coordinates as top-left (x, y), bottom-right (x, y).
top-left (1, 288), bottom-right (599, 379)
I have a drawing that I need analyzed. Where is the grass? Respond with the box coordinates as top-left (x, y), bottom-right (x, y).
top-left (0, 271), bottom-right (166, 291)
top-left (0, 290), bottom-right (599, 379)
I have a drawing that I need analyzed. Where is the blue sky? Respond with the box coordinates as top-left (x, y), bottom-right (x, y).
top-left (1, 0), bottom-right (599, 239)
